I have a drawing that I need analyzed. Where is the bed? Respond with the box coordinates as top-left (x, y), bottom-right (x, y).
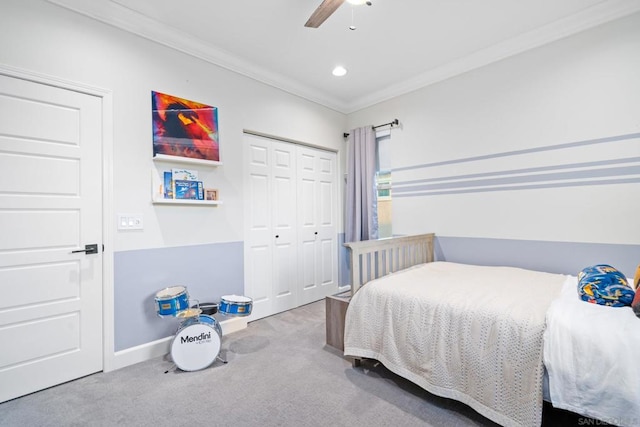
top-left (342, 233), bottom-right (640, 427)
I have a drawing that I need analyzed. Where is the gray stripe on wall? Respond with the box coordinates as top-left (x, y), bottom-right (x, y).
top-left (114, 241), bottom-right (244, 351)
top-left (393, 132), bottom-right (640, 172)
top-left (395, 165), bottom-right (640, 192)
top-left (435, 236), bottom-right (640, 279)
top-left (395, 156), bottom-right (640, 186)
top-left (394, 176), bottom-right (640, 197)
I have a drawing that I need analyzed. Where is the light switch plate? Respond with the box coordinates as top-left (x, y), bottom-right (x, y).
top-left (117, 214), bottom-right (144, 230)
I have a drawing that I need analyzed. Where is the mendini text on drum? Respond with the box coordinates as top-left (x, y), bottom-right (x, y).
top-left (180, 331), bottom-right (211, 344)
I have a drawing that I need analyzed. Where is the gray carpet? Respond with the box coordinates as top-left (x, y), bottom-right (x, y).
top-left (0, 300), bottom-right (499, 427)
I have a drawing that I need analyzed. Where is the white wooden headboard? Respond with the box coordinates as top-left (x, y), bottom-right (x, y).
top-left (343, 233), bottom-right (435, 295)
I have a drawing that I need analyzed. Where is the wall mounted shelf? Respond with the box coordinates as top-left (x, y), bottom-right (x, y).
top-left (153, 154), bottom-right (222, 167)
top-left (152, 198), bottom-right (222, 206)
top-left (151, 155), bottom-right (222, 205)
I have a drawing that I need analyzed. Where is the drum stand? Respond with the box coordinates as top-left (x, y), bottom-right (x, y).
top-left (164, 354), bottom-right (227, 374)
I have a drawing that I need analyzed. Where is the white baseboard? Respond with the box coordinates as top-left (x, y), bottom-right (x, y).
top-left (337, 285), bottom-right (350, 294)
top-left (220, 316), bottom-right (248, 335)
top-left (110, 316), bottom-right (248, 371)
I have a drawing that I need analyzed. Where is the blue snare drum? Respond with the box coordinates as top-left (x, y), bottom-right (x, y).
top-left (171, 314), bottom-right (222, 371)
top-left (176, 314), bottom-right (222, 339)
top-left (219, 295), bottom-right (253, 317)
top-left (154, 286), bottom-right (189, 317)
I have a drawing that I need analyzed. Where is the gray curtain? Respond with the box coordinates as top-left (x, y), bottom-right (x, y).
top-left (345, 126), bottom-right (378, 243)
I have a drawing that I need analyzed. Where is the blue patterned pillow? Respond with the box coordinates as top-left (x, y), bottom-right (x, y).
top-left (632, 264), bottom-right (640, 317)
top-left (577, 264), bottom-right (635, 307)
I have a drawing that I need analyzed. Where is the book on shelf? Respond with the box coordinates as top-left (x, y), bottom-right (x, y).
top-left (163, 171), bottom-right (173, 199)
top-left (172, 168), bottom-right (198, 181)
top-left (174, 180), bottom-right (204, 200)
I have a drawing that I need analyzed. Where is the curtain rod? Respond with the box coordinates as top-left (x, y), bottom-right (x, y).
top-left (343, 118), bottom-right (399, 138)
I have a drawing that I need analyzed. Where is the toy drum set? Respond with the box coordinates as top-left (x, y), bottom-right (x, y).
top-left (154, 286), bottom-right (253, 372)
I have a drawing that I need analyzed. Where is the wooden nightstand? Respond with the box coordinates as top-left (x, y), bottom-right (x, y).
top-left (325, 291), bottom-right (351, 351)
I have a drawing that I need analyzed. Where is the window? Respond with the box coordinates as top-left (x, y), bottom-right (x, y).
top-left (376, 130), bottom-right (392, 238)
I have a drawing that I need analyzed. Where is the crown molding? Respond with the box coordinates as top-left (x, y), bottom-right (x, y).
top-left (46, 0), bottom-right (349, 112)
top-left (47, 0), bottom-right (640, 115)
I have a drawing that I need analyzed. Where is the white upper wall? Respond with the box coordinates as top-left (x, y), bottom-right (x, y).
top-left (347, 12), bottom-right (640, 245)
top-left (0, 0), bottom-right (347, 252)
top-left (2, 1), bottom-right (638, 250)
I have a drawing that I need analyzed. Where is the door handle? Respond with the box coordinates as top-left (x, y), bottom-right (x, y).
top-left (71, 244), bottom-right (98, 255)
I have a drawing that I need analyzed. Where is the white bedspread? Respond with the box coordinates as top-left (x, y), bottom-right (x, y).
top-left (544, 276), bottom-right (640, 427)
top-left (344, 261), bottom-right (567, 427)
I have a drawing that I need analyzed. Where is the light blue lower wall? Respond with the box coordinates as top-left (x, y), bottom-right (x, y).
top-left (114, 236), bottom-right (350, 351)
top-left (339, 233), bottom-right (638, 286)
top-left (114, 235), bottom-right (637, 350)
top-left (435, 236), bottom-right (639, 279)
top-left (338, 233), bottom-right (351, 289)
top-left (114, 242), bottom-right (244, 351)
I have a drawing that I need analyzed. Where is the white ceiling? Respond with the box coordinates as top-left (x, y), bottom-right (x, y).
top-left (48, 0), bottom-right (640, 113)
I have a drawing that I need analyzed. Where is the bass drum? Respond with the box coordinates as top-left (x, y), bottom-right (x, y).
top-left (170, 314), bottom-right (222, 371)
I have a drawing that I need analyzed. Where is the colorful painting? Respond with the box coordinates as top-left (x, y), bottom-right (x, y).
top-left (152, 91), bottom-right (219, 162)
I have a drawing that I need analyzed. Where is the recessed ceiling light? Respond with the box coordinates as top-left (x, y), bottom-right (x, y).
top-left (347, 0), bottom-right (369, 5)
top-left (332, 66), bottom-right (347, 77)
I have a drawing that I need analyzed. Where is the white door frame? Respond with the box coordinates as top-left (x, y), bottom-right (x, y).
top-left (0, 64), bottom-right (116, 373)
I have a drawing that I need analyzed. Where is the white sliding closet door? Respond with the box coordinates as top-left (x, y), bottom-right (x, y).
top-left (244, 133), bottom-right (338, 320)
top-left (297, 146), bottom-right (338, 305)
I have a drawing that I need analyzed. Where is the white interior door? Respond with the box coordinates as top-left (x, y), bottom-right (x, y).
top-left (298, 146), bottom-right (338, 304)
top-left (0, 74), bottom-right (103, 403)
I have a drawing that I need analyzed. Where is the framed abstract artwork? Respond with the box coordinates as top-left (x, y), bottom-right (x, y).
top-left (152, 91), bottom-right (220, 162)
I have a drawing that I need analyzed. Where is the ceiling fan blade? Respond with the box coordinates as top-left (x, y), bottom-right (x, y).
top-left (305, 0), bottom-right (345, 28)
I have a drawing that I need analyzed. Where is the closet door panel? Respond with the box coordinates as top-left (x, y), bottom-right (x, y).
top-left (297, 148), bottom-right (319, 304)
top-left (245, 137), bottom-right (274, 319)
top-left (298, 174), bottom-right (317, 295)
top-left (271, 141), bottom-right (298, 313)
top-left (297, 146), bottom-right (338, 304)
top-left (316, 149), bottom-right (338, 294)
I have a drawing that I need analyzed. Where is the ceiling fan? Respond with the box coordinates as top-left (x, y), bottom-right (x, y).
top-left (305, 0), bottom-right (372, 28)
